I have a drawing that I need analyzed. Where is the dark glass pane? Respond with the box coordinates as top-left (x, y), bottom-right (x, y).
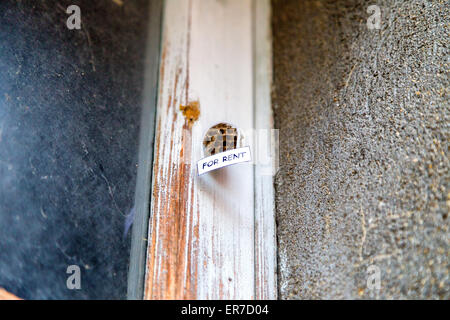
top-left (0, 0), bottom-right (156, 299)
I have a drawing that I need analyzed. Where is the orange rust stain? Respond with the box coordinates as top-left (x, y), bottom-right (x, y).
top-left (219, 281), bottom-right (224, 299)
top-left (144, 1), bottom-right (201, 298)
top-left (144, 67), bottom-right (199, 300)
top-left (185, 0), bottom-right (192, 104)
top-left (168, 67), bottom-right (182, 117)
top-left (167, 94), bottom-right (172, 110)
top-left (159, 43), bottom-right (168, 96)
top-left (193, 223), bottom-right (199, 239)
top-left (179, 146), bottom-right (184, 158)
top-left (179, 101), bottom-right (200, 128)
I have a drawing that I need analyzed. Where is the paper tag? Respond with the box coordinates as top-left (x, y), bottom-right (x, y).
top-left (197, 146), bottom-right (251, 175)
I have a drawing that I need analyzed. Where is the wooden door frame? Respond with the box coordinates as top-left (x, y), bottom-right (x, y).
top-left (128, 0), bottom-right (276, 300)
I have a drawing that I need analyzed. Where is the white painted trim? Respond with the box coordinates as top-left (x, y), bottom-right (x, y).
top-left (144, 0), bottom-right (276, 300)
top-left (253, 0), bottom-right (277, 300)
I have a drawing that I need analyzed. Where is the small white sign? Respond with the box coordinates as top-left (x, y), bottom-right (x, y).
top-left (197, 146), bottom-right (251, 175)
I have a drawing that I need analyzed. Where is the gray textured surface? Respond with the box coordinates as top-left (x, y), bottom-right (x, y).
top-left (272, 0), bottom-right (449, 299)
top-left (0, 0), bottom-right (153, 299)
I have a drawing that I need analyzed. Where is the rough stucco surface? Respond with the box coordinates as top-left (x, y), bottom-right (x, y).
top-left (272, 0), bottom-right (448, 299)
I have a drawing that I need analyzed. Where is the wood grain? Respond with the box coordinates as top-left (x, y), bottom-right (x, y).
top-left (144, 0), bottom-right (275, 300)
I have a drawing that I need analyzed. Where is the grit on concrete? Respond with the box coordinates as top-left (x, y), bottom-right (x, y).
top-left (272, 0), bottom-right (448, 299)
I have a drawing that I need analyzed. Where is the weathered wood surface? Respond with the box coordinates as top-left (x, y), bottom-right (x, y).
top-left (144, 0), bottom-right (275, 300)
top-left (253, 0), bottom-right (277, 300)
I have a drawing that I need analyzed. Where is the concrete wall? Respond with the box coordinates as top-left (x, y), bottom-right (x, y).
top-left (272, 0), bottom-right (448, 299)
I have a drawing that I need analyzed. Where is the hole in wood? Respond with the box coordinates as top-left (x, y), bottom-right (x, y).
top-left (203, 123), bottom-right (238, 157)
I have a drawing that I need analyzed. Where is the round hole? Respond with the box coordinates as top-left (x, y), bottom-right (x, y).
top-left (203, 123), bottom-right (238, 157)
